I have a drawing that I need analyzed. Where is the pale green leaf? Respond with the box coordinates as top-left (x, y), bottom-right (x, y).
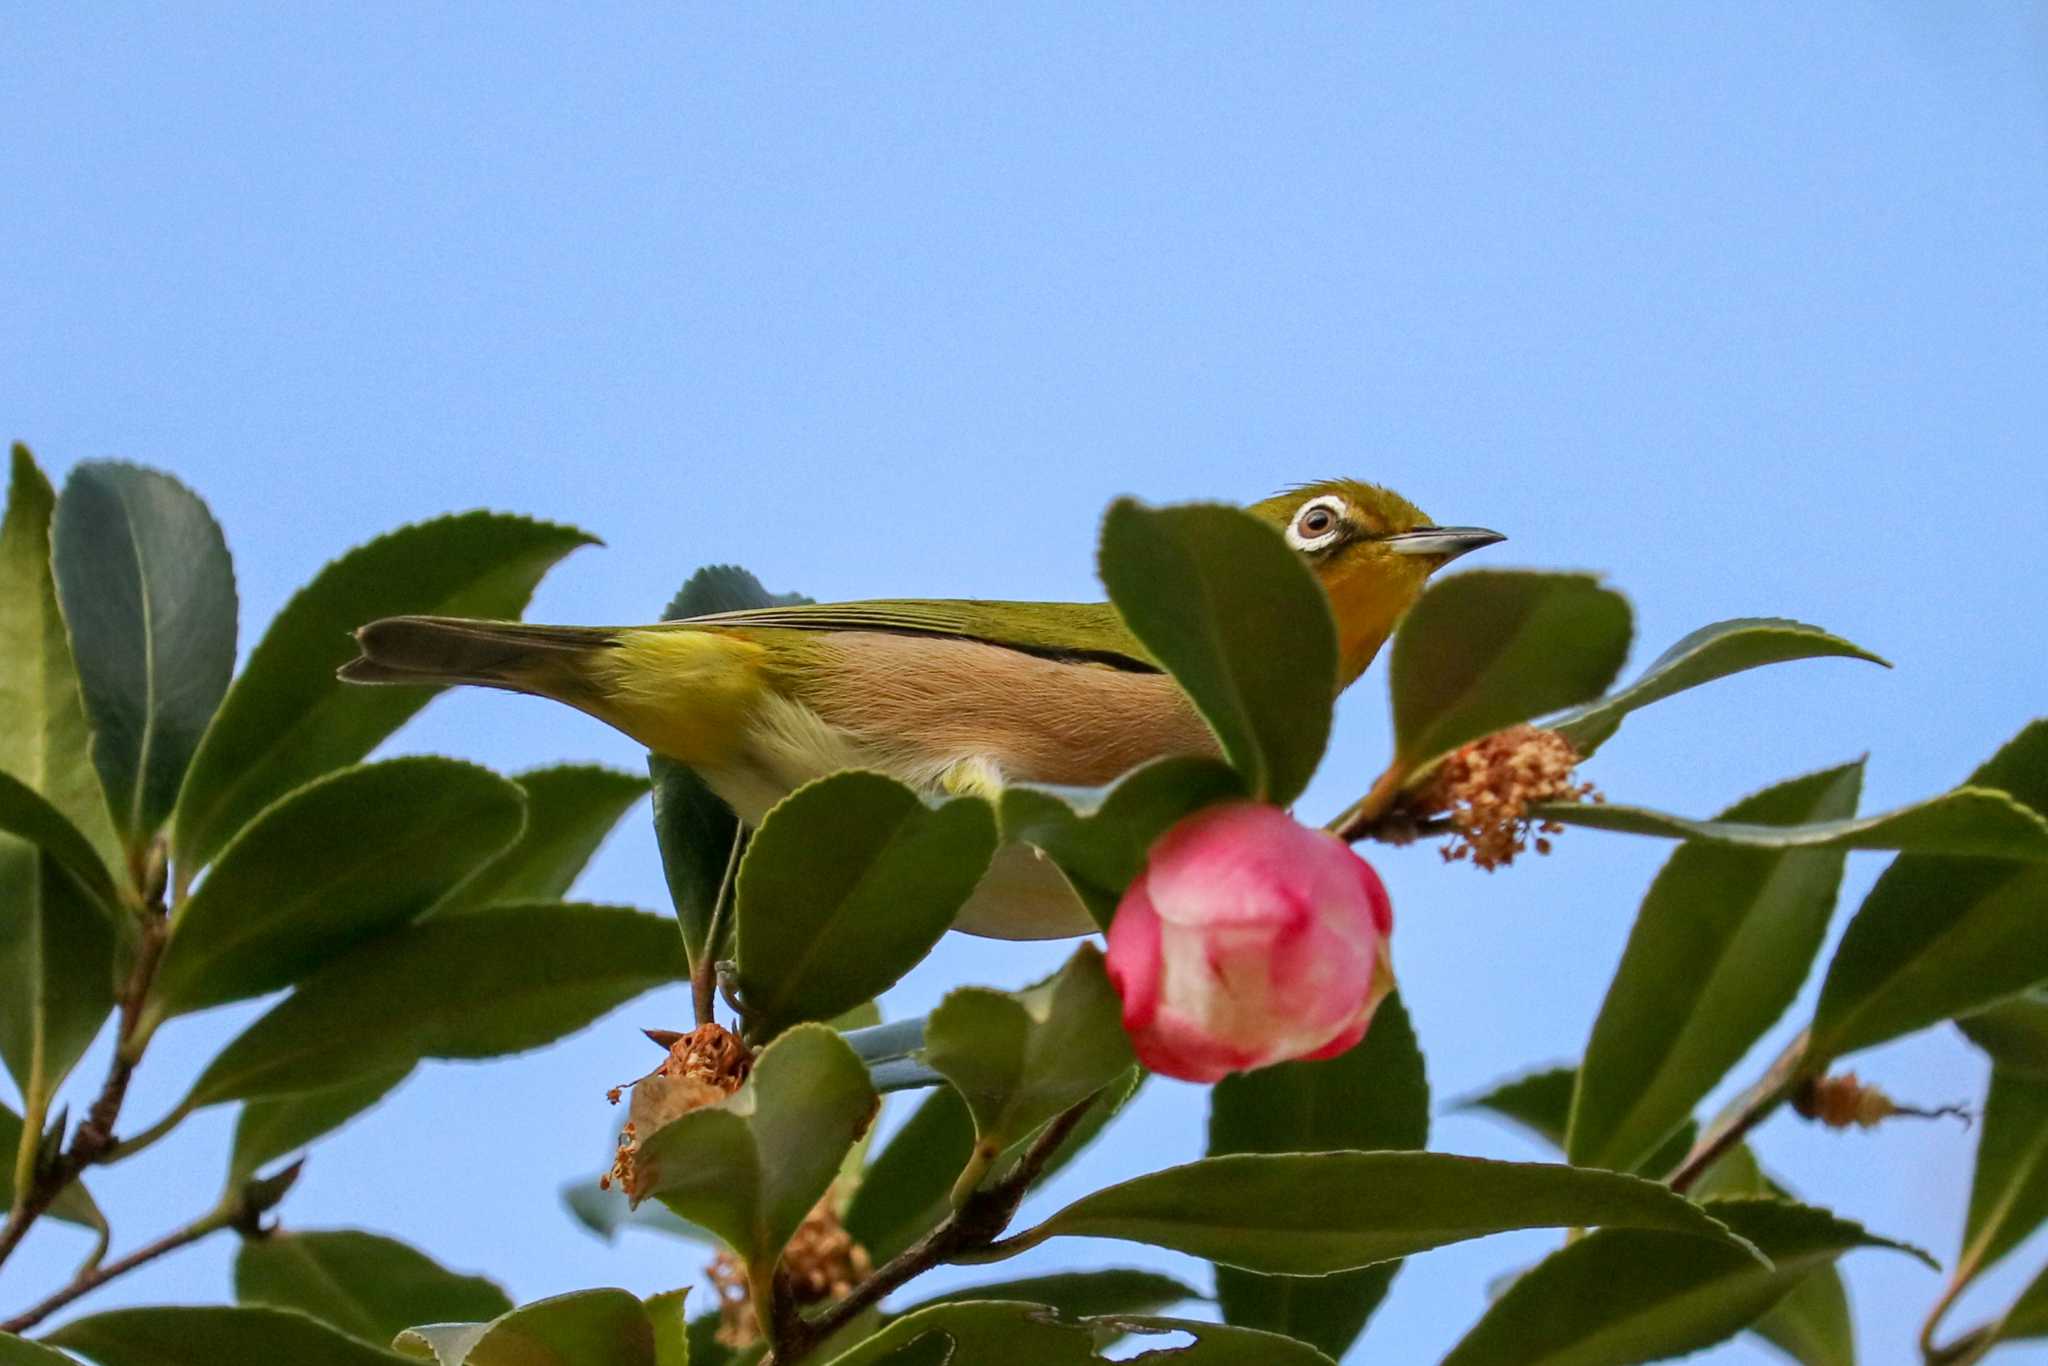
top-left (435, 763), bottom-right (645, 913)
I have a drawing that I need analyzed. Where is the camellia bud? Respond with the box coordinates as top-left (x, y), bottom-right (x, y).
top-left (1103, 802), bottom-right (1395, 1083)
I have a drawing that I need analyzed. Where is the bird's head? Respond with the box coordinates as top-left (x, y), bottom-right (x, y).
top-left (1248, 479), bottom-right (1504, 687)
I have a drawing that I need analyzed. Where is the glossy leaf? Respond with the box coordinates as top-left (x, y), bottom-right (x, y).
top-left (0, 839), bottom-right (117, 1125)
top-left (52, 460), bottom-right (237, 840)
top-left (1388, 571), bottom-right (1630, 777)
top-left (0, 446), bottom-right (124, 891)
top-left (151, 758), bottom-right (526, 1018)
top-left (1460, 1065), bottom-right (1696, 1181)
top-left (735, 771), bottom-right (996, 1035)
top-left (1542, 784), bottom-right (2048, 860)
top-left (631, 1025), bottom-right (878, 1267)
top-left (1958, 990), bottom-right (2048, 1076)
top-left (1809, 720), bottom-right (2048, 1064)
top-left (819, 1301), bottom-right (1336, 1366)
top-left (923, 944), bottom-right (1133, 1163)
top-left (392, 1289), bottom-right (657, 1366)
top-left (1097, 499), bottom-right (1336, 804)
top-left (236, 1230), bottom-right (511, 1347)
top-left (892, 1270), bottom-right (1199, 1321)
top-left (173, 512), bottom-right (594, 875)
top-left (227, 1067), bottom-right (411, 1188)
top-left (844, 1084), bottom-right (976, 1263)
top-left (1567, 764), bottom-right (1863, 1173)
top-left (0, 770), bottom-right (124, 914)
top-left (994, 1152), bottom-right (1754, 1274)
top-left (998, 756), bottom-right (1246, 930)
top-left (1959, 1066), bottom-right (2048, 1293)
top-left (1207, 992), bottom-right (1426, 1360)
top-left (46, 1305), bottom-right (411, 1365)
top-left (435, 763), bottom-right (645, 913)
top-left (189, 904), bottom-right (684, 1104)
top-left (1549, 617), bottom-right (1885, 758)
top-left (0, 1097), bottom-right (107, 1234)
top-left (1440, 1198), bottom-right (1924, 1366)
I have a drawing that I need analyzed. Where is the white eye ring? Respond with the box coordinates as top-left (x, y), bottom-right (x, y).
top-left (1285, 495), bottom-right (1348, 551)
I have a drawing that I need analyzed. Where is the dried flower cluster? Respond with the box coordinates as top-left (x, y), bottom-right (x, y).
top-left (603, 1023), bottom-right (752, 1196)
top-left (706, 1192), bottom-right (872, 1349)
top-left (1414, 725), bottom-right (1599, 871)
top-left (1794, 1071), bottom-right (1970, 1131)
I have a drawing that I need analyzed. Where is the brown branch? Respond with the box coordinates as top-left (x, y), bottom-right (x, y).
top-left (760, 1094), bottom-right (1100, 1366)
top-left (0, 1203), bottom-right (233, 1334)
top-left (1666, 1032), bottom-right (1810, 1194)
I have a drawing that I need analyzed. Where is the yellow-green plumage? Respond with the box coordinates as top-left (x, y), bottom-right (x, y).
top-left (340, 480), bottom-right (1501, 939)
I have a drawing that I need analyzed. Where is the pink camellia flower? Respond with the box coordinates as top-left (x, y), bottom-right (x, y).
top-left (1103, 801), bottom-right (1395, 1083)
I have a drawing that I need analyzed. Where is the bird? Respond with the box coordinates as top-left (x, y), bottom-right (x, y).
top-left (339, 480), bottom-right (1502, 939)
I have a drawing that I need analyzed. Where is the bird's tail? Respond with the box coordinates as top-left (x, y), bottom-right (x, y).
top-left (339, 616), bottom-right (619, 701)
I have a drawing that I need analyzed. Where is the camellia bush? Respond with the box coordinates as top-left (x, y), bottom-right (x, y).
top-left (3, 443), bottom-right (2047, 1366)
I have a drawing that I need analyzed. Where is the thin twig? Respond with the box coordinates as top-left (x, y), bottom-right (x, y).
top-left (1666, 1031), bottom-right (1810, 1194)
top-left (760, 1094), bottom-right (1100, 1366)
top-left (0, 1202), bottom-right (233, 1334)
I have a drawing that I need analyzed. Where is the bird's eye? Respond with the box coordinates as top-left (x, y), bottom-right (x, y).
top-left (1299, 507), bottom-right (1335, 537)
top-left (1286, 497), bottom-right (1348, 551)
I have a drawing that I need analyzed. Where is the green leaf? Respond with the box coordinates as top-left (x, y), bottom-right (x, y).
top-left (1439, 1197), bottom-right (1924, 1366)
top-left (1809, 720), bottom-right (2048, 1065)
top-left (1960, 991), bottom-right (2048, 1076)
top-left (173, 512), bottom-right (594, 877)
top-left (0, 770), bottom-right (126, 915)
top-left (1096, 500), bottom-right (1336, 804)
top-left (0, 1334), bottom-right (79, 1364)
top-left (663, 564), bottom-right (811, 621)
top-left (1959, 1066), bottom-right (2048, 1293)
top-left (1541, 784), bottom-right (2048, 860)
top-left (189, 904), bottom-right (684, 1104)
top-left (1549, 617), bottom-right (1886, 758)
top-left (819, 1301), bottom-right (1336, 1366)
top-left (646, 1289), bottom-right (690, 1366)
top-left (1567, 763), bottom-right (1864, 1174)
top-left (1388, 571), bottom-right (1631, 778)
top-left (994, 1152), bottom-right (1755, 1274)
top-left (563, 1176), bottom-right (718, 1246)
top-left (632, 1024), bottom-right (878, 1267)
top-left (0, 1096), bottom-right (107, 1234)
top-left (843, 1085), bottom-right (976, 1264)
top-left (1206, 992), bottom-right (1427, 1360)
top-left (1747, 1263), bottom-right (1854, 1366)
top-left (651, 759), bottom-right (742, 967)
top-left (0, 446), bottom-right (124, 894)
top-left (1460, 1065), bottom-right (1697, 1180)
top-left (150, 758), bottom-right (527, 1019)
top-left (735, 772), bottom-right (997, 1035)
top-left (236, 1230), bottom-right (512, 1347)
top-left (923, 944), bottom-right (1133, 1162)
top-left (52, 460), bottom-right (237, 841)
top-left (1996, 1259), bottom-right (2048, 1342)
top-left (392, 1289), bottom-right (657, 1366)
top-left (435, 764), bottom-right (645, 913)
top-left (227, 1067), bottom-right (411, 1188)
top-left (46, 1305), bottom-right (411, 1365)
top-left (997, 756), bottom-right (1246, 930)
top-left (0, 836), bottom-right (117, 1125)
top-left (891, 1270), bottom-right (1199, 1321)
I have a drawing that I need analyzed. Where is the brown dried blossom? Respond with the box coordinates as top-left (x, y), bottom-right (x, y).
top-left (705, 1191), bottom-right (872, 1350)
top-left (1413, 725), bottom-right (1599, 871)
top-left (1794, 1071), bottom-right (1970, 1130)
top-left (602, 1023), bottom-right (752, 1196)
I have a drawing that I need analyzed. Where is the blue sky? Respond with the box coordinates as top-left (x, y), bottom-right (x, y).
top-left (5, 5), bottom-right (2047, 1362)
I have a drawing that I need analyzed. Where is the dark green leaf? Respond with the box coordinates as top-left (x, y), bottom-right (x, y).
top-left (435, 764), bottom-right (644, 914)
top-left (651, 758), bottom-right (742, 967)
top-left (1809, 720), bottom-right (2048, 1065)
top-left (236, 1230), bottom-right (511, 1347)
top-left (1096, 500), bottom-right (1335, 804)
top-left (735, 772), bottom-right (996, 1035)
top-left (1748, 1263), bottom-right (1854, 1366)
top-left (818, 1301), bottom-right (1336, 1366)
top-left (0, 1097), bottom-right (107, 1235)
top-left (922, 945), bottom-right (1133, 1162)
top-left (392, 1289), bottom-right (657, 1366)
top-left (843, 1085), bottom-right (976, 1264)
top-left (189, 904), bottom-right (684, 1104)
top-left (1459, 1065), bottom-right (1695, 1180)
top-left (1439, 1198), bottom-right (1925, 1366)
top-left (0, 771), bottom-right (125, 916)
top-left (1549, 618), bottom-right (1885, 758)
top-left (1567, 764), bottom-right (1863, 1174)
top-left (0, 1334), bottom-right (78, 1364)
top-left (173, 512), bottom-right (594, 876)
top-left (563, 1176), bottom-right (717, 1246)
top-left (0, 446), bottom-right (124, 892)
top-left (998, 756), bottom-right (1246, 931)
top-left (1997, 1259), bottom-right (2048, 1342)
top-left (892, 1271), bottom-right (1198, 1321)
top-left (151, 758), bottom-right (526, 1018)
top-left (227, 1068), bottom-right (411, 1188)
top-left (1388, 571), bottom-right (1630, 778)
top-left (52, 461), bottom-right (237, 840)
top-left (632, 1024), bottom-right (878, 1266)
top-left (1541, 784), bottom-right (2048, 860)
top-left (663, 564), bottom-right (812, 621)
top-left (1960, 992), bottom-right (2048, 1076)
top-left (1208, 992), bottom-right (1427, 1360)
top-left (996, 1152), bottom-right (1755, 1274)
top-left (1959, 1066), bottom-right (2048, 1293)
top-left (0, 838), bottom-right (117, 1121)
top-left (47, 1305), bottom-right (411, 1365)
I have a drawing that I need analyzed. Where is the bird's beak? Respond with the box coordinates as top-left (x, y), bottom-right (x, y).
top-left (1385, 526), bottom-right (1507, 562)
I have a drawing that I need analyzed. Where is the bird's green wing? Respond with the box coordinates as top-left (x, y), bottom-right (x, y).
top-left (672, 599), bottom-right (1160, 671)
